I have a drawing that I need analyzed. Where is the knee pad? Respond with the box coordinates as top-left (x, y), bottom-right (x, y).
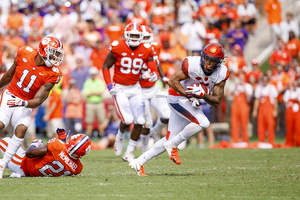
top-left (200, 117), bottom-right (210, 129)
top-left (135, 116), bottom-right (145, 125)
top-left (123, 115), bottom-right (134, 125)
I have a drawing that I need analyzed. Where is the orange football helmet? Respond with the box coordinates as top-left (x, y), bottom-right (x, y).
top-left (124, 22), bottom-right (143, 47)
top-left (200, 43), bottom-right (225, 75)
top-left (66, 134), bottom-right (91, 160)
top-left (38, 36), bottom-right (64, 67)
top-left (141, 25), bottom-right (153, 43)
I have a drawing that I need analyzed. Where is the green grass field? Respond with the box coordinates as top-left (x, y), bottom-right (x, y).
top-left (1, 139), bottom-right (300, 200)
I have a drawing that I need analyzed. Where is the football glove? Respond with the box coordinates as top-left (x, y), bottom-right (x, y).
top-left (185, 84), bottom-right (210, 98)
top-left (162, 76), bottom-right (169, 84)
top-left (7, 95), bottom-right (28, 107)
top-left (149, 72), bottom-right (158, 82)
top-left (189, 97), bottom-right (201, 108)
top-left (107, 83), bottom-right (118, 96)
top-left (29, 139), bottom-right (44, 148)
top-left (140, 70), bottom-right (151, 80)
top-left (56, 128), bottom-right (71, 143)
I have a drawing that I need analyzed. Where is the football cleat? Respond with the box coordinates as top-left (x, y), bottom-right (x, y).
top-left (163, 141), bottom-right (181, 165)
top-left (129, 159), bottom-right (148, 176)
top-left (0, 161), bottom-right (5, 179)
top-left (114, 137), bottom-right (123, 157)
top-left (122, 152), bottom-right (135, 162)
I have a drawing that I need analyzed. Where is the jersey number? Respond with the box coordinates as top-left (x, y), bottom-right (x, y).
top-left (120, 57), bottom-right (144, 74)
top-left (39, 160), bottom-right (72, 177)
top-left (16, 69), bottom-right (37, 93)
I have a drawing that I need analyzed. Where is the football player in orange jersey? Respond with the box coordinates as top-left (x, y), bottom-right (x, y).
top-left (139, 25), bottom-right (170, 153)
top-left (0, 128), bottom-right (91, 178)
top-left (0, 36), bottom-right (64, 179)
top-left (102, 22), bottom-right (158, 162)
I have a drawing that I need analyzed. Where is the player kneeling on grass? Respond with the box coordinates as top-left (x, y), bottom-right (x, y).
top-left (129, 43), bottom-right (229, 176)
top-left (0, 128), bottom-right (91, 178)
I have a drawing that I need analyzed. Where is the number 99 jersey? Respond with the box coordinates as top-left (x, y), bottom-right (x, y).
top-left (21, 138), bottom-right (83, 177)
top-left (110, 40), bottom-right (153, 85)
top-left (6, 46), bottom-right (62, 101)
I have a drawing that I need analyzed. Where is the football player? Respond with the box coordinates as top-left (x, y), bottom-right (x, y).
top-left (0, 128), bottom-right (91, 177)
top-left (129, 43), bottom-right (229, 176)
top-left (0, 36), bottom-right (64, 179)
top-left (102, 22), bottom-right (157, 162)
top-left (139, 25), bottom-right (171, 153)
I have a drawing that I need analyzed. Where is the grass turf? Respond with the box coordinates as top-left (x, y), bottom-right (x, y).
top-left (0, 142), bottom-right (300, 200)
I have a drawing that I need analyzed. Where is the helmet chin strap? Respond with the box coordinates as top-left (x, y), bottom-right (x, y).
top-left (41, 56), bottom-right (53, 67)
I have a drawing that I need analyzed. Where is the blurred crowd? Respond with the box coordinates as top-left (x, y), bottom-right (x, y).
top-left (0, 0), bottom-right (299, 149)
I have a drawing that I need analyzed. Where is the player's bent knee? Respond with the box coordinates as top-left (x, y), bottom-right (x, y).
top-left (200, 118), bottom-right (210, 129)
top-left (123, 116), bottom-right (134, 125)
top-left (15, 124), bottom-right (28, 138)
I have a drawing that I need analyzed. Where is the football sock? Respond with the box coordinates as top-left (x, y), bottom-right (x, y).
top-left (126, 139), bottom-right (138, 153)
top-left (170, 123), bottom-right (203, 147)
top-left (151, 118), bottom-right (167, 135)
top-left (140, 134), bottom-right (150, 153)
top-left (137, 137), bottom-right (167, 165)
top-left (1, 135), bottom-right (23, 167)
top-left (116, 129), bottom-right (125, 140)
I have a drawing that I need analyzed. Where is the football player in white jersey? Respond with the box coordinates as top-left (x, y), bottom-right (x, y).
top-left (102, 23), bottom-right (157, 162)
top-left (139, 25), bottom-right (171, 153)
top-left (129, 43), bottom-right (229, 176)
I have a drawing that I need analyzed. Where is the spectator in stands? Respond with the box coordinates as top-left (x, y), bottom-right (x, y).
top-left (70, 57), bottom-right (90, 91)
top-left (65, 43), bottom-right (86, 71)
top-left (221, 0), bottom-right (239, 22)
top-left (29, 9), bottom-right (43, 33)
top-left (246, 58), bottom-right (262, 83)
top-left (271, 62), bottom-right (291, 135)
top-left (283, 78), bottom-right (300, 147)
top-left (4, 28), bottom-right (25, 50)
top-left (177, 0), bottom-right (193, 26)
top-left (205, 21), bottom-right (221, 45)
top-left (215, 7), bottom-right (232, 47)
top-left (171, 24), bottom-right (187, 60)
top-left (21, 7), bottom-right (32, 40)
top-left (180, 12), bottom-right (206, 56)
top-left (53, 6), bottom-right (75, 39)
top-left (43, 89), bottom-right (65, 139)
top-left (90, 40), bottom-right (110, 70)
top-left (224, 44), bottom-right (247, 76)
top-left (105, 11), bottom-right (124, 42)
top-left (159, 40), bottom-right (176, 77)
top-left (229, 73), bottom-right (253, 144)
top-left (65, 79), bottom-right (84, 135)
top-left (226, 18), bottom-right (249, 52)
top-left (119, 0), bottom-right (135, 23)
top-left (83, 67), bottom-right (107, 137)
top-left (83, 20), bottom-right (102, 47)
top-left (43, 5), bottom-right (61, 36)
top-left (27, 26), bottom-right (43, 48)
top-left (269, 39), bottom-right (292, 73)
top-left (288, 58), bottom-right (299, 78)
top-left (106, 0), bottom-right (122, 20)
top-left (198, 0), bottom-right (220, 27)
top-left (136, 0), bottom-right (152, 14)
top-left (237, 0), bottom-right (257, 34)
top-left (252, 74), bottom-right (278, 145)
top-left (80, 0), bottom-right (102, 21)
top-left (264, 0), bottom-right (282, 41)
top-left (97, 105), bottom-right (121, 149)
top-left (279, 12), bottom-right (299, 43)
top-left (6, 5), bottom-right (23, 32)
top-left (150, 0), bottom-right (171, 34)
top-left (285, 31), bottom-right (300, 60)
top-left (75, 39), bottom-right (93, 64)
top-left (126, 3), bottom-right (148, 26)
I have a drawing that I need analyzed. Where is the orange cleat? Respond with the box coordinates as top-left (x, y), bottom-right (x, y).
top-left (164, 142), bottom-right (181, 165)
top-left (129, 159), bottom-right (148, 176)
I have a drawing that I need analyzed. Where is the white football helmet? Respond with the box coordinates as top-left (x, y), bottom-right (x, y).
top-left (124, 22), bottom-right (143, 47)
top-left (141, 25), bottom-right (153, 43)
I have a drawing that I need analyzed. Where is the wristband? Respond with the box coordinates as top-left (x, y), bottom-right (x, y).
top-left (107, 83), bottom-right (113, 91)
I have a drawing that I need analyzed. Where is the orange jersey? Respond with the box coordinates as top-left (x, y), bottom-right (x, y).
top-left (110, 40), bottom-right (153, 85)
top-left (224, 56), bottom-right (246, 75)
top-left (265, 0), bottom-right (281, 24)
top-left (105, 23), bottom-right (124, 42)
top-left (269, 50), bottom-right (292, 66)
top-left (21, 138), bottom-right (83, 177)
top-left (206, 28), bottom-right (221, 44)
top-left (198, 3), bottom-right (220, 19)
top-left (90, 46), bottom-right (110, 70)
top-left (48, 90), bottom-right (63, 119)
top-left (140, 42), bottom-right (161, 88)
top-left (286, 39), bottom-right (300, 58)
top-left (6, 46), bottom-right (62, 101)
top-left (126, 16), bottom-right (148, 26)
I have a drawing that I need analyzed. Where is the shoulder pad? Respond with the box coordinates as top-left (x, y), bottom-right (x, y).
top-left (143, 43), bottom-right (151, 48)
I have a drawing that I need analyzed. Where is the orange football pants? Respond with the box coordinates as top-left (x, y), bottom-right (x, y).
top-left (285, 101), bottom-right (300, 147)
top-left (257, 97), bottom-right (275, 144)
top-left (231, 95), bottom-right (249, 143)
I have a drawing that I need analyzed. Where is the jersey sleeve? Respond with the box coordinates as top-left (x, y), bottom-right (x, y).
top-left (47, 138), bottom-right (65, 153)
top-left (45, 67), bottom-right (62, 84)
top-left (272, 85), bottom-right (279, 98)
top-left (109, 40), bottom-right (122, 55)
top-left (215, 65), bottom-right (230, 84)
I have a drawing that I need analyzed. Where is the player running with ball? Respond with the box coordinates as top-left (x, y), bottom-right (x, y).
top-left (129, 43), bottom-right (229, 176)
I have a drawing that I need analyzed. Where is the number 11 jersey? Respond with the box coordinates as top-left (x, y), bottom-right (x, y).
top-left (7, 46), bottom-right (62, 101)
top-left (110, 40), bottom-right (153, 85)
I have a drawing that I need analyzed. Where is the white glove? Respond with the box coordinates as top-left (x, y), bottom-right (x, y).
top-left (109, 87), bottom-right (118, 96)
top-left (149, 72), bottom-right (158, 82)
top-left (186, 84), bottom-right (209, 98)
top-left (30, 139), bottom-right (44, 148)
top-left (162, 76), bottom-right (169, 84)
top-left (140, 70), bottom-right (151, 80)
top-left (7, 95), bottom-right (28, 108)
top-left (189, 97), bottom-right (201, 108)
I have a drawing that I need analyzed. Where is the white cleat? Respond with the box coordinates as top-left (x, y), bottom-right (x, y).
top-left (114, 137), bottom-right (123, 157)
top-left (129, 159), bottom-right (148, 176)
top-left (0, 163), bottom-right (5, 179)
top-left (122, 152), bottom-right (135, 162)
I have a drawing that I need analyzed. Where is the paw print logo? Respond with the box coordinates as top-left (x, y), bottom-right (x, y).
top-left (41, 38), bottom-right (51, 45)
top-left (52, 67), bottom-right (59, 73)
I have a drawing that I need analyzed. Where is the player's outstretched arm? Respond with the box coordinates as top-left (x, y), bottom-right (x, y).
top-left (26, 82), bottom-right (55, 108)
top-left (26, 141), bottom-right (48, 158)
top-left (0, 57), bottom-right (17, 89)
top-left (202, 80), bottom-right (226, 107)
top-left (169, 69), bottom-right (189, 97)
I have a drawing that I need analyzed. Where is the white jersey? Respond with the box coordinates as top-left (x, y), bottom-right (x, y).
top-left (169, 56), bottom-right (230, 96)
